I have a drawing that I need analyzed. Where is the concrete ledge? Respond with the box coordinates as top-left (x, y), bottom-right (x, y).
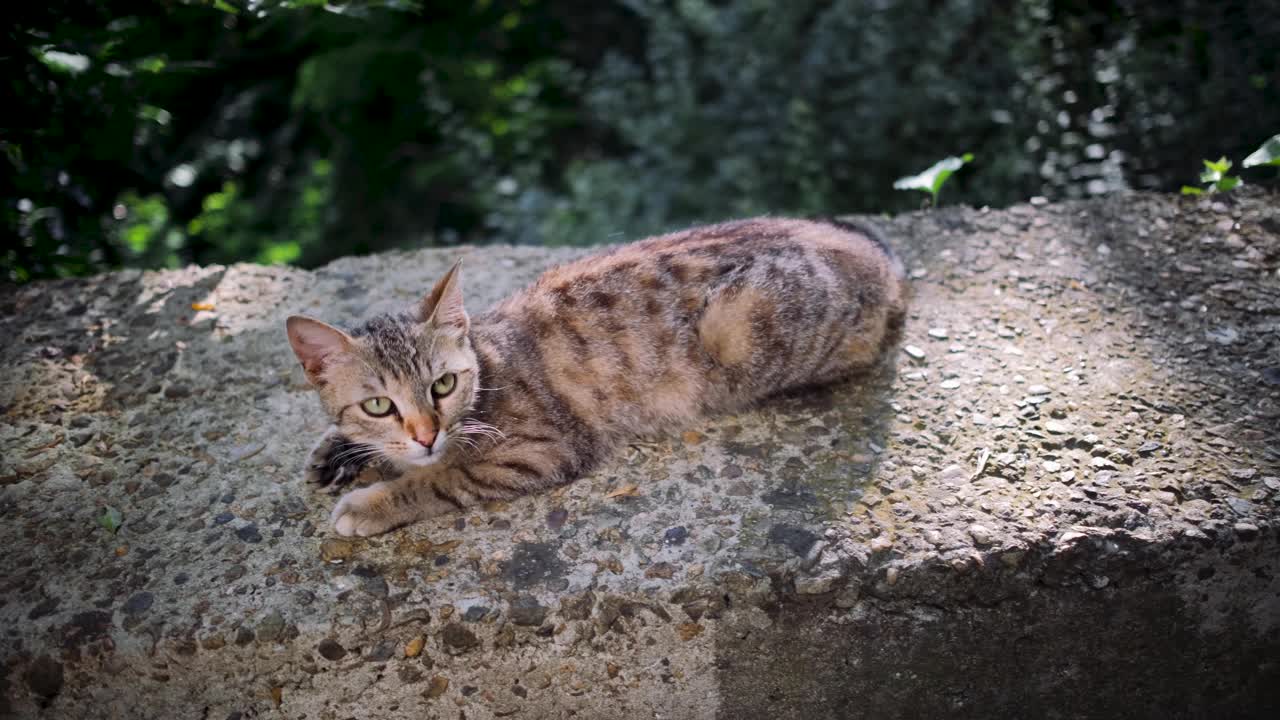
top-left (1, 191), bottom-right (1277, 718)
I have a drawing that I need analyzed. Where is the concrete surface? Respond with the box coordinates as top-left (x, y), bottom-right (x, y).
top-left (1, 191), bottom-right (1277, 719)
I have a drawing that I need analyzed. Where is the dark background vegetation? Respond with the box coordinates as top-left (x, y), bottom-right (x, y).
top-left (4, 0), bottom-right (1279, 282)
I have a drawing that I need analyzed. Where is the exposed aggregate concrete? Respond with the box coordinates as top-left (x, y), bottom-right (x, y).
top-left (1, 191), bottom-right (1277, 718)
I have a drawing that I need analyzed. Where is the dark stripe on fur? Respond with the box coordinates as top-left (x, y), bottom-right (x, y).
top-left (817, 217), bottom-right (900, 271)
top-left (494, 459), bottom-right (543, 479)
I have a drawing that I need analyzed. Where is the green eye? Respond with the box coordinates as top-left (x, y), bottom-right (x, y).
top-left (360, 396), bottom-right (395, 417)
top-left (431, 372), bottom-right (456, 398)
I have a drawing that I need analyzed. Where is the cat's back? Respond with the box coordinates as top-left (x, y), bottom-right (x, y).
top-left (512, 216), bottom-right (901, 311)
top-left (473, 218), bottom-right (906, 435)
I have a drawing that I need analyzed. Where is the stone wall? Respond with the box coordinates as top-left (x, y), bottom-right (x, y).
top-left (2, 191), bottom-right (1277, 719)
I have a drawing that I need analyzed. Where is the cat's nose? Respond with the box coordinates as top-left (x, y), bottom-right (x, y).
top-left (404, 416), bottom-right (438, 451)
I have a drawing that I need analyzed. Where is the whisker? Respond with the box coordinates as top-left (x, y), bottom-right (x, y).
top-left (329, 443), bottom-right (373, 456)
top-left (329, 444), bottom-right (379, 463)
top-left (459, 419), bottom-right (506, 439)
top-left (455, 426), bottom-right (502, 442)
top-left (330, 453), bottom-right (381, 469)
top-left (328, 450), bottom-right (373, 465)
top-left (458, 431), bottom-right (502, 444)
top-left (458, 425), bottom-right (501, 438)
top-left (327, 443), bottom-right (394, 471)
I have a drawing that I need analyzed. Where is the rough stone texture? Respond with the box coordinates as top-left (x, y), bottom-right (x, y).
top-left (1, 191), bottom-right (1278, 719)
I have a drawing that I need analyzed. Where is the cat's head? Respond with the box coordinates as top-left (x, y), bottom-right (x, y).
top-left (286, 260), bottom-right (478, 469)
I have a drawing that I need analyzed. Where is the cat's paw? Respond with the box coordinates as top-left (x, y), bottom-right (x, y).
top-left (305, 431), bottom-right (370, 494)
top-left (330, 485), bottom-right (405, 537)
top-left (305, 461), bottom-right (362, 494)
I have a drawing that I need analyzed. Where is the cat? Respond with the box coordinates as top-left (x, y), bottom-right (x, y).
top-left (286, 217), bottom-right (907, 536)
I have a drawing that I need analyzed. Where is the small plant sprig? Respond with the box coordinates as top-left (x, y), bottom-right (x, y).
top-left (99, 506), bottom-right (123, 534)
top-left (893, 153), bottom-right (974, 206)
top-left (1181, 133), bottom-right (1279, 196)
top-left (1181, 157), bottom-right (1242, 195)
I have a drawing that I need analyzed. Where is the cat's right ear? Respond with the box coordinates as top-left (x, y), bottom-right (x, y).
top-left (286, 316), bottom-right (354, 386)
top-left (418, 258), bottom-right (468, 333)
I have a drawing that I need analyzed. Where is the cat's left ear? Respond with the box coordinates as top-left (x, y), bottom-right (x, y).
top-left (419, 259), bottom-right (469, 334)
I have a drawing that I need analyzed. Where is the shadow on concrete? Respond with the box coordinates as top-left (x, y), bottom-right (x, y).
top-left (715, 551), bottom-right (1280, 720)
top-left (1059, 192), bottom-right (1280, 470)
top-left (710, 194), bottom-right (1280, 720)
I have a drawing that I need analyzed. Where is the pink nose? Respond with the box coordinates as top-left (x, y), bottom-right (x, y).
top-left (404, 415), bottom-right (438, 450)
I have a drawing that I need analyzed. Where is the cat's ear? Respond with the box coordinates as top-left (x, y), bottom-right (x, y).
top-left (286, 316), bottom-right (354, 385)
top-left (419, 259), bottom-right (469, 333)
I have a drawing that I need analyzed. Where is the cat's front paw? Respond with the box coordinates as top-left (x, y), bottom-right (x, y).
top-left (330, 485), bottom-right (408, 537)
top-left (305, 431), bottom-right (372, 494)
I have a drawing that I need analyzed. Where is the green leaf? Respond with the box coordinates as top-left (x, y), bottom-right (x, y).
top-left (1201, 157), bottom-right (1232, 182)
top-left (1242, 134), bottom-right (1280, 168)
top-left (0, 141), bottom-right (22, 167)
top-left (99, 506), bottom-right (123, 534)
top-left (1208, 157), bottom-right (1232, 173)
top-left (39, 50), bottom-right (91, 74)
top-left (1180, 186), bottom-right (1204, 195)
top-left (1216, 176), bottom-right (1242, 192)
top-left (893, 154), bottom-right (973, 201)
top-left (136, 56), bottom-right (167, 73)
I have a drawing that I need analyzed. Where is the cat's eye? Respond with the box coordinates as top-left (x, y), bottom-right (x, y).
top-left (360, 396), bottom-right (395, 417)
top-left (431, 373), bottom-right (456, 398)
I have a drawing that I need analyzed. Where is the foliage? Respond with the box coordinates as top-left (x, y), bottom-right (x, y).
top-left (98, 506), bottom-right (123, 534)
top-left (501, 0), bottom-right (1280, 246)
top-left (1181, 157), bottom-right (1242, 195)
top-left (4, 0), bottom-right (1280, 282)
top-left (1243, 134), bottom-right (1280, 168)
top-left (515, 0), bottom-right (1032, 246)
top-left (1180, 132), bottom-right (1280, 196)
top-left (4, 0), bottom-right (594, 280)
top-left (894, 154), bottom-right (975, 206)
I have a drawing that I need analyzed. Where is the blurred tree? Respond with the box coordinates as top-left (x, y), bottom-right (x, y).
top-left (1035, 0), bottom-right (1280, 194)
top-left (3, 0), bottom-right (601, 280)
top-left (519, 0), bottom-right (1279, 246)
top-left (3, 0), bottom-right (1277, 282)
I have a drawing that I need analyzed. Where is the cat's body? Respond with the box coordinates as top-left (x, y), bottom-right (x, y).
top-left (288, 218), bottom-right (907, 536)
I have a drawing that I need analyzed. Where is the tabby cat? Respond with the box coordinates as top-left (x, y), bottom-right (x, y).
top-left (286, 218), bottom-right (907, 536)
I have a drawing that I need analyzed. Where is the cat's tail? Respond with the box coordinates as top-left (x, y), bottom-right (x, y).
top-left (817, 216), bottom-right (906, 281)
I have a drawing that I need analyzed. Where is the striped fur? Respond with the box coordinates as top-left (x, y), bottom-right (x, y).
top-left (287, 217), bottom-right (907, 536)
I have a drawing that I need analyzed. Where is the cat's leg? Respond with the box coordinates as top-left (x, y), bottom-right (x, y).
top-left (329, 442), bottom-right (579, 536)
top-left (329, 466), bottom-right (466, 537)
top-left (304, 426), bottom-right (380, 494)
